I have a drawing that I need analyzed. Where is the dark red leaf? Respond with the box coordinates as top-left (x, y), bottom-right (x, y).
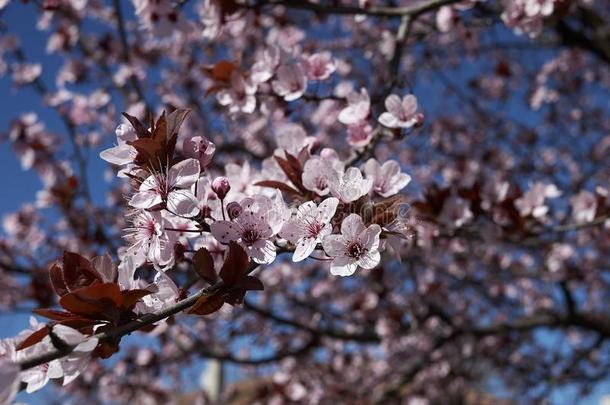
top-left (122, 112), bottom-right (149, 139)
top-left (166, 108), bottom-right (190, 139)
top-left (59, 283), bottom-right (122, 322)
top-left (254, 180), bottom-right (301, 196)
top-left (59, 252), bottom-right (102, 295)
top-left (274, 155), bottom-right (305, 192)
top-left (233, 276), bottom-right (264, 292)
top-left (193, 247), bottom-right (217, 284)
top-left (49, 261), bottom-right (68, 297)
top-left (219, 241), bottom-right (249, 287)
top-left (16, 326), bottom-right (50, 350)
top-left (188, 293), bottom-right (225, 315)
top-left (120, 289), bottom-right (153, 311)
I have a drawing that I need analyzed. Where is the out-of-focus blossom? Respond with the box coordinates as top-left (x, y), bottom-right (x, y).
top-left (570, 191), bottom-right (597, 224)
top-left (439, 195), bottom-right (473, 229)
top-left (217, 71), bottom-right (257, 114)
top-left (515, 182), bottom-right (561, 218)
top-left (338, 88), bottom-right (370, 125)
top-left (183, 135), bottom-right (216, 171)
top-left (364, 158), bottom-right (411, 197)
top-left (272, 63), bottom-right (308, 102)
top-left (328, 167), bottom-right (372, 203)
top-left (302, 52), bottom-right (336, 81)
top-left (378, 94), bottom-right (419, 129)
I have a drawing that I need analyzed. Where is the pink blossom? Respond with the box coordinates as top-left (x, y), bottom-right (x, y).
top-left (346, 121), bottom-right (374, 149)
top-left (272, 63), bottom-right (308, 102)
top-left (378, 94), bottom-right (419, 129)
top-left (328, 167), bottom-right (372, 203)
top-left (322, 214), bottom-right (381, 276)
top-left (251, 45), bottom-right (281, 84)
top-left (338, 88), bottom-right (370, 125)
top-left (124, 210), bottom-right (176, 271)
top-left (302, 155), bottom-right (344, 196)
top-left (439, 196), bottom-right (473, 229)
top-left (302, 52), bottom-right (336, 81)
top-left (280, 197), bottom-right (339, 262)
top-left (217, 71), bottom-right (257, 114)
top-left (364, 158), bottom-right (411, 197)
top-left (182, 135), bottom-right (216, 171)
top-left (570, 191), bottom-right (597, 224)
top-left (100, 124), bottom-right (138, 166)
top-left (515, 182), bottom-right (561, 218)
top-left (210, 208), bottom-right (276, 264)
top-left (129, 158), bottom-right (200, 217)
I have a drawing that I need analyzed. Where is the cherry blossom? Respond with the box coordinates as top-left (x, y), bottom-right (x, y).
top-left (515, 182), bottom-right (561, 218)
top-left (182, 135), bottom-right (216, 171)
top-left (99, 124), bottom-right (138, 167)
top-left (338, 88), bottom-right (371, 125)
top-left (217, 71), bottom-right (257, 114)
top-left (570, 190), bottom-right (598, 224)
top-left (271, 63), bottom-right (308, 102)
top-left (124, 210), bottom-right (176, 270)
top-left (302, 52), bottom-right (336, 81)
top-left (280, 197), bottom-right (339, 262)
top-left (378, 94), bottom-right (419, 129)
top-left (363, 158), bottom-right (411, 197)
top-left (129, 158), bottom-right (200, 217)
top-left (302, 155), bottom-right (344, 196)
top-left (328, 167), bottom-right (373, 203)
top-left (322, 214), bottom-right (381, 276)
top-left (210, 207), bottom-right (277, 264)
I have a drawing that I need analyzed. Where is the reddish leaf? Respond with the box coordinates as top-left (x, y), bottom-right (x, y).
top-left (34, 308), bottom-right (80, 321)
top-left (234, 276), bottom-right (264, 292)
top-left (254, 180), bottom-right (301, 196)
top-left (49, 262), bottom-right (69, 297)
top-left (59, 251), bottom-right (102, 294)
top-left (59, 283), bottom-right (122, 322)
top-left (120, 289), bottom-right (153, 311)
top-left (274, 155), bottom-right (305, 192)
top-left (129, 138), bottom-right (163, 169)
top-left (188, 293), bottom-right (225, 315)
top-left (151, 112), bottom-right (167, 144)
top-left (16, 326), bottom-right (50, 350)
top-left (193, 247), bottom-right (217, 284)
top-left (122, 112), bottom-right (149, 139)
top-left (219, 241), bottom-right (249, 287)
top-left (207, 60), bottom-right (236, 82)
top-left (166, 108), bottom-right (190, 140)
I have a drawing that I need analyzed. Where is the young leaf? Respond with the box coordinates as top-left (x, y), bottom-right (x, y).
top-left (188, 293), bottom-right (225, 315)
top-left (16, 326), bottom-right (50, 351)
top-left (121, 112), bottom-right (149, 139)
top-left (219, 241), bottom-right (249, 287)
top-left (193, 247), bottom-right (217, 284)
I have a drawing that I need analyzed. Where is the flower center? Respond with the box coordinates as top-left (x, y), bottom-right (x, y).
top-left (241, 228), bottom-right (260, 245)
top-left (305, 221), bottom-right (323, 238)
top-left (315, 176), bottom-right (327, 190)
top-left (346, 241), bottom-right (366, 259)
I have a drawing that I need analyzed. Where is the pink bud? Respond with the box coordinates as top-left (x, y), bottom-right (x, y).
top-left (212, 176), bottom-right (231, 199)
top-left (226, 201), bottom-right (243, 220)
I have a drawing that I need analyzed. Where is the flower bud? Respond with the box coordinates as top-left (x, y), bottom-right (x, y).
top-left (211, 176), bottom-right (231, 199)
top-left (226, 201), bottom-right (243, 220)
